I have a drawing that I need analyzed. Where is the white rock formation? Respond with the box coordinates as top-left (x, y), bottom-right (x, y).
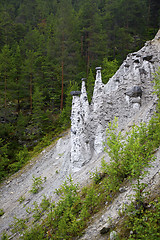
top-left (70, 30), bottom-right (160, 166)
top-left (80, 78), bottom-right (90, 123)
top-left (70, 86), bottom-right (92, 170)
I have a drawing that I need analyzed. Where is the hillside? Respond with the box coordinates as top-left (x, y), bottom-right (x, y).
top-left (0, 31), bottom-right (160, 240)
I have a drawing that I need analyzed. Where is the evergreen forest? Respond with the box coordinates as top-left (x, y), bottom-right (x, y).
top-left (0, 0), bottom-right (160, 181)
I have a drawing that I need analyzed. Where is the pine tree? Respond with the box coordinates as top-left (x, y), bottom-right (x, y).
top-left (102, 58), bottom-right (119, 84)
top-left (87, 69), bottom-right (95, 103)
top-left (54, 0), bottom-right (80, 110)
top-left (22, 50), bottom-right (37, 113)
top-left (0, 45), bottom-right (14, 122)
top-left (79, 0), bottom-right (106, 74)
top-left (103, 0), bottom-right (149, 61)
top-left (12, 44), bottom-right (23, 114)
top-left (0, 5), bottom-right (15, 47)
top-left (32, 85), bottom-right (44, 133)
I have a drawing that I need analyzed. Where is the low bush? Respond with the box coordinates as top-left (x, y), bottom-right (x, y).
top-left (30, 175), bottom-right (46, 194)
top-left (0, 208), bottom-right (5, 216)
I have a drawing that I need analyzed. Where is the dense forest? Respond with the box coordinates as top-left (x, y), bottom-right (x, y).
top-left (0, 0), bottom-right (160, 181)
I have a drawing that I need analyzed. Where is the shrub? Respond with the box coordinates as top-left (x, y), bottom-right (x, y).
top-left (18, 195), bottom-right (25, 204)
top-left (30, 175), bottom-right (46, 194)
top-left (0, 208), bottom-right (5, 216)
top-left (10, 217), bottom-right (28, 234)
top-left (124, 198), bottom-right (160, 240)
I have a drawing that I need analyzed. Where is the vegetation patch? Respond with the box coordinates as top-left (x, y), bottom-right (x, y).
top-left (30, 175), bottom-right (47, 194)
top-left (0, 208), bottom-right (5, 217)
top-left (18, 195), bottom-right (26, 204)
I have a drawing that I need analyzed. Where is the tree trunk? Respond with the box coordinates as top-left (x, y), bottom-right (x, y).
top-left (86, 32), bottom-right (90, 77)
top-left (60, 59), bottom-right (64, 110)
top-left (16, 77), bottom-right (20, 114)
top-left (60, 33), bottom-right (64, 111)
top-left (81, 35), bottom-right (84, 56)
top-left (147, 0), bottom-right (151, 24)
top-left (4, 75), bottom-right (7, 109)
top-left (30, 73), bottom-right (33, 114)
top-left (87, 51), bottom-right (90, 78)
top-left (4, 75), bottom-right (7, 122)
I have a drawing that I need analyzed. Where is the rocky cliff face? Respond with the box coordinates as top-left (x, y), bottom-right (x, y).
top-left (70, 30), bottom-right (160, 169)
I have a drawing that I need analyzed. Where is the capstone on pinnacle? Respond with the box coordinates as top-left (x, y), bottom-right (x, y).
top-left (95, 67), bottom-right (102, 71)
top-left (70, 91), bottom-right (81, 96)
top-left (81, 78), bottom-right (86, 82)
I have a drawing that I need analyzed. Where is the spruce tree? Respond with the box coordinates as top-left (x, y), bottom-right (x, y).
top-left (0, 45), bottom-right (14, 122)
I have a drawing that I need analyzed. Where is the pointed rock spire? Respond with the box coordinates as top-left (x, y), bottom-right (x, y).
top-left (70, 93), bottom-right (82, 169)
top-left (70, 85), bottom-right (91, 171)
top-left (80, 78), bottom-right (90, 123)
top-left (90, 67), bottom-right (106, 154)
top-left (92, 67), bottom-right (104, 111)
top-left (95, 67), bottom-right (102, 84)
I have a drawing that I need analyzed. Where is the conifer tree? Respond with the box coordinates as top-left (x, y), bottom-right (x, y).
top-left (32, 85), bottom-right (44, 134)
top-left (54, 0), bottom-right (80, 110)
top-left (22, 50), bottom-right (36, 113)
top-left (0, 45), bottom-right (14, 122)
top-left (87, 69), bottom-right (95, 103)
top-left (79, 0), bottom-right (106, 74)
top-left (12, 44), bottom-right (23, 114)
top-left (102, 58), bottom-right (119, 84)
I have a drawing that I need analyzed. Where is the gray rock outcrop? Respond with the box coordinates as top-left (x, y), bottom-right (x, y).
top-left (70, 30), bottom-right (160, 168)
top-left (70, 81), bottom-right (91, 170)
